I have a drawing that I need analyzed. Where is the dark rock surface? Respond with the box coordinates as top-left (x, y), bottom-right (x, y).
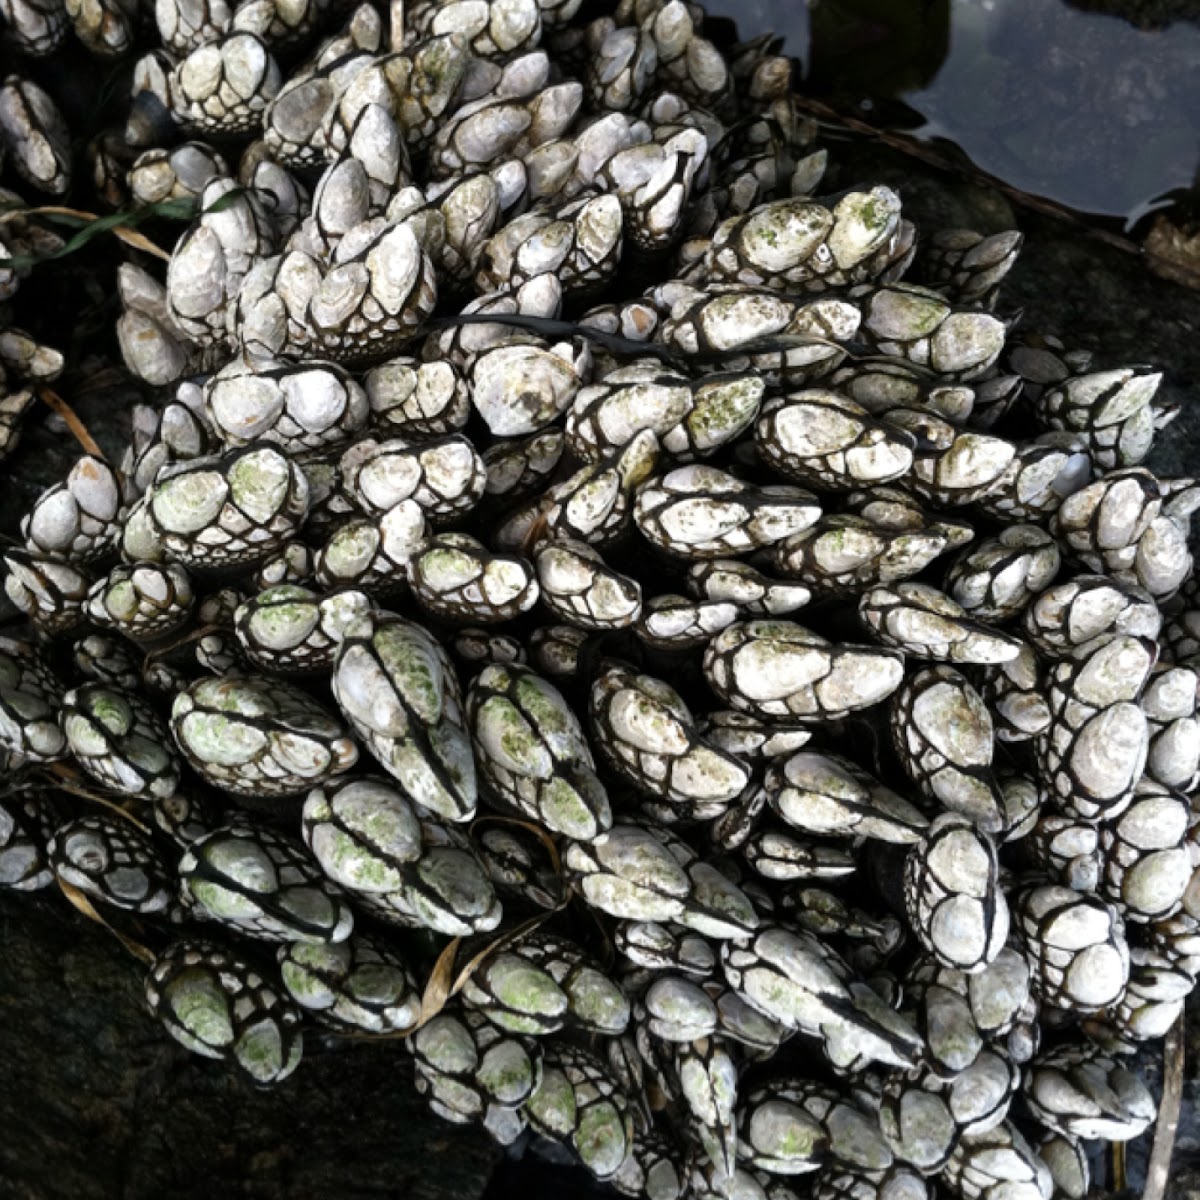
top-left (0, 893), bottom-right (500, 1200)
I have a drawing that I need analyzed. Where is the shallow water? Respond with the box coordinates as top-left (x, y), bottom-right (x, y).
top-left (703, 0), bottom-right (1200, 229)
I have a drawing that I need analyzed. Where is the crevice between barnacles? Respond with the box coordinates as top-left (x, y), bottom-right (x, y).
top-left (469, 812), bottom-right (563, 883)
top-left (1144, 1015), bottom-right (1186, 1200)
top-left (140, 623), bottom-right (222, 671)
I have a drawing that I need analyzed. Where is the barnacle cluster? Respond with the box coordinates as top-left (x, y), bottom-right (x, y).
top-left (0, 1), bottom-right (1197, 1198)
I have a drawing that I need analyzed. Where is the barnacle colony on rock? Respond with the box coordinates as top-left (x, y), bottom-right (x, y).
top-left (0, 0), bottom-right (1197, 1196)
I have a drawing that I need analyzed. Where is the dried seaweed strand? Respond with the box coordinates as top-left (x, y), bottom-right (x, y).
top-left (43, 773), bottom-right (154, 834)
top-left (37, 388), bottom-right (105, 458)
top-left (0, 205), bottom-right (170, 264)
top-left (57, 878), bottom-right (156, 965)
top-left (1111, 1139), bottom-right (1127, 1192)
top-left (1144, 1015), bottom-right (1186, 1200)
